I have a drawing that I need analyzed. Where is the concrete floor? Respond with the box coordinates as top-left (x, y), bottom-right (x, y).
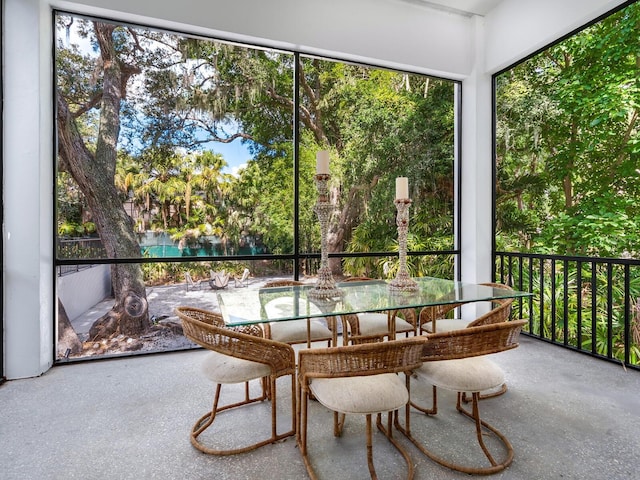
top-left (1, 335), bottom-right (640, 480)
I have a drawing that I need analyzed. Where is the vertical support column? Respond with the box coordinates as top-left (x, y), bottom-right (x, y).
top-left (3, 0), bottom-right (54, 379)
top-left (460, 16), bottom-right (493, 287)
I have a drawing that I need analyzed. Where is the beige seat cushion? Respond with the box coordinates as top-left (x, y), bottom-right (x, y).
top-left (269, 319), bottom-right (333, 343)
top-left (421, 318), bottom-right (470, 333)
top-left (310, 373), bottom-right (408, 414)
top-left (264, 296), bottom-right (332, 343)
top-left (415, 357), bottom-right (505, 393)
top-left (356, 312), bottom-right (414, 335)
top-left (201, 351), bottom-right (271, 384)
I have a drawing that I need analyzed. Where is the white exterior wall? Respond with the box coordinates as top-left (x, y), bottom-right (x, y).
top-left (58, 265), bottom-right (112, 322)
top-left (2, 0), bottom-right (628, 378)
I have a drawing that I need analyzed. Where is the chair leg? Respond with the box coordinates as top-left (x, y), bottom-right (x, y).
top-left (376, 412), bottom-right (415, 480)
top-left (397, 389), bottom-right (513, 475)
top-left (262, 377), bottom-right (271, 400)
top-left (409, 385), bottom-right (437, 415)
top-left (334, 411), bottom-right (346, 436)
top-left (298, 388), bottom-right (320, 480)
top-left (462, 382), bottom-right (508, 403)
top-left (295, 381), bottom-right (302, 444)
top-left (301, 402), bottom-right (413, 479)
top-left (366, 414), bottom-right (377, 479)
top-left (454, 392), bottom-right (514, 472)
top-left (191, 383), bottom-right (223, 443)
top-left (191, 378), bottom-right (295, 456)
top-left (289, 371), bottom-right (297, 439)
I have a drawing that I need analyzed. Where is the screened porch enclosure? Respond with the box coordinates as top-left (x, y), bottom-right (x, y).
top-left (2, 0), bottom-right (635, 381)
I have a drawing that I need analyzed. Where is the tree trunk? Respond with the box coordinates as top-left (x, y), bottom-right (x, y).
top-left (57, 299), bottom-right (83, 357)
top-left (57, 22), bottom-right (149, 339)
top-left (326, 176), bottom-right (380, 275)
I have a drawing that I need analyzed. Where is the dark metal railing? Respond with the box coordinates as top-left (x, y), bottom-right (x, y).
top-left (58, 237), bottom-right (106, 260)
top-left (496, 251), bottom-right (640, 371)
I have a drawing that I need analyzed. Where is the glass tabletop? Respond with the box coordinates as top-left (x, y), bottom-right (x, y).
top-left (216, 277), bottom-right (531, 326)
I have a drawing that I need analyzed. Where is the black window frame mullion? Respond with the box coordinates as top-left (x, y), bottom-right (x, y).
top-left (293, 52), bottom-right (301, 281)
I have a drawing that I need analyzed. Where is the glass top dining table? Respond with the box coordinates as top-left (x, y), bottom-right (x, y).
top-left (216, 277), bottom-right (531, 327)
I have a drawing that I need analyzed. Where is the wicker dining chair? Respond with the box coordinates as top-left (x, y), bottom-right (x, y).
top-left (261, 280), bottom-right (336, 348)
top-left (419, 282), bottom-right (515, 401)
top-left (339, 277), bottom-right (417, 345)
top-left (175, 306), bottom-right (296, 455)
top-left (297, 336), bottom-right (426, 480)
top-left (397, 319), bottom-right (527, 475)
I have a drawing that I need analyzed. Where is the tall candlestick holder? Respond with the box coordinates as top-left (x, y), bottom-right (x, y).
top-left (308, 174), bottom-right (342, 299)
top-left (389, 198), bottom-right (418, 292)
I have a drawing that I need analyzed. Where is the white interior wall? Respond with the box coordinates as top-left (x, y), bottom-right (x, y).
top-left (3, 0), bottom-right (627, 379)
top-left (484, 0), bottom-right (629, 73)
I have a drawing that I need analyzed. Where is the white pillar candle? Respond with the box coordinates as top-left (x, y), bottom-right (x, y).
top-left (316, 150), bottom-right (330, 175)
top-left (396, 177), bottom-right (409, 200)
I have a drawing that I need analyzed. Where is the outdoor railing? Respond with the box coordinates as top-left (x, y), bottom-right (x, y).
top-left (58, 237), bottom-right (106, 260)
top-left (495, 251), bottom-right (640, 371)
top-left (57, 264), bottom-right (98, 277)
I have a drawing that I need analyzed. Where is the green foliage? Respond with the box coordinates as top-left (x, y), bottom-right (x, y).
top-left (496, 2), bottom-right (640, 258)
top-left (537, 195), bottom-right (640, 257)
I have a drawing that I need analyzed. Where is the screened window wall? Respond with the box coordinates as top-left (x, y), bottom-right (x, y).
top-left (54, 11), bottom-right (459, 362)
top-left (493, 1), bottom-right (640, 368)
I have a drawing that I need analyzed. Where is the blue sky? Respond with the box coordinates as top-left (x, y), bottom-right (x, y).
top-left (207, 140), bottom-right (251, 176)
top-left (195, 120), bottom-right (253, 176)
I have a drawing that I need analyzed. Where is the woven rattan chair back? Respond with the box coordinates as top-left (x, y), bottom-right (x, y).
top-left (297, 336), bottom-right (426, 383)
top-left (175, 306), bottom-right (296, 455)
top-left (418, 282), bottom-right (514, 334)
top-left (420, 319), bottom-right (526, 362)
top-left (340, 276), bottom-right (417, 344)
top-left (260, 280), bottom-right (335, 347)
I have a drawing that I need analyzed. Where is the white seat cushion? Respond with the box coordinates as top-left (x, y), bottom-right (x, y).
top-left (269, 319), bottom-right (333, 343)
top-left (415, 357), bottom-right (505, 393)
top-left (264, 296), bottom-right (332, 343)
top-left (201, 351), bottom-right (271, 384)
top-left (310, 373), bottom-right (408, 414)
top-left (357, 312), bottom-right (414, 335)
top-left (422, 318), bottom-right (470, 333)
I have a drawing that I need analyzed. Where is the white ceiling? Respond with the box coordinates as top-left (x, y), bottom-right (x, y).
top-left (399, 0), bottom-right (505, 16)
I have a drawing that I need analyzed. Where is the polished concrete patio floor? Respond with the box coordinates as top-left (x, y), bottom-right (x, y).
top-left (2, 334), bottom-right (640, 480)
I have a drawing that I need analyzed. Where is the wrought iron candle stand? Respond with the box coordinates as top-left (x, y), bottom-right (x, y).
top-left (308, 174), bottom-right (342, 299)
top-left (389, 198), bottom-right (418, 292)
